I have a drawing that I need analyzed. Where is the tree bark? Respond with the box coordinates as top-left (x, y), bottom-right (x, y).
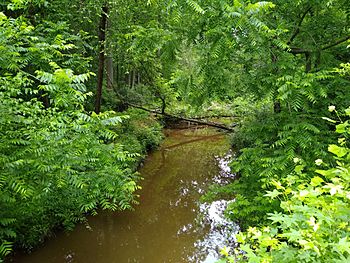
top-left (305, 52), bottom-right (312, 72)
top-left (132, 70), bottom-right (136, 89)
top-left (106, 56), bottom-right (113, 90)
top-left (39, 90), bottom-right (50, 109)
top-left (94, 4), bottom-right (108, 114)
top-left (271, 47), bottom-right (281, 113)
top-left (274, 101), bottom-right (281, 113)
top-left (321, 35), bottom-right (350, 50)
top-left (287, 6), bottom-right (312, 45)
top-left (288, 34), bottom-right (350, 55)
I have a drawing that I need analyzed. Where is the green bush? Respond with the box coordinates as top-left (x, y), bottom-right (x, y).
top-left (117, 108), bottom-right (164, 155)
top-left (0, 12), bottom-right (162, 259)
top-left (221, 107), bottom-right (350, 262)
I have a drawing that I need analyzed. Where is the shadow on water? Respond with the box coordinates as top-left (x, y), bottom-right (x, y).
top-left (12, 127), bottom-right (238, 263)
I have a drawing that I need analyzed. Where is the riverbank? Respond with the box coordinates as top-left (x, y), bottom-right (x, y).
top-left (5, 109), bottom-right (164, 260)
top-left (10, 127), bottom-right (237, 263)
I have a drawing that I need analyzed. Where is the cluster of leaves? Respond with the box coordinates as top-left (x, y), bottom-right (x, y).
top-left (208, 61), bottom-right (349, 262)
top-left (206, 64), bottom-right (347, 228)
top-left (211, 21), bottom-right (350, 260)
top-left (0, 10), bottom-right (151, 260)
top-left (220, 106), bottom-right (350, 262)
top-left (145, 0), bottom-right (350, 111)
top-left (95, 0), bottom-right (281, 112)
top-left (196, 0), bottom-right (350, 260)
top-left (163, 0), bottom-right (277, 106)
top-left (114, 108), bottom-right (164, 163)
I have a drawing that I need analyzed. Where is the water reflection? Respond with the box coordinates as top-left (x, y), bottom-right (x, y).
top-left (192, 200), bottom-right (238, 263)
top-left (12, 128), bottom-right (238, 263)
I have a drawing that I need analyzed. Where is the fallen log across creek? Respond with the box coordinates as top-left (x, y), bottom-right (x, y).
top-left (126, 103), bottom-right (237, 132)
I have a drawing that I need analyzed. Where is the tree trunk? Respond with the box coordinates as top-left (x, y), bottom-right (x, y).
top-left (39, 90), bottom-right (50, 109)
top-left (271, 48), bottom-right (281, 113)
top-left (132, 70), bottom-right (136, 89)
top-left (305, 52), bottom-right (312, 73)
top-left (128, 70), bottom-right (132, 89)
top-left (314, 51), bottom-right (321, 70)
top-left (274, 101), bottom-right (281, 113)
top-left (160, 96), bottom-right (166, 114)
top-left (106, 56), bottom-right (113, 90)
top-left (115, 63), bottom-right (120, 90)
top-left (137, 72), bottom-right (141, 85)
top-left (94, 4), bottom-right (108, 114)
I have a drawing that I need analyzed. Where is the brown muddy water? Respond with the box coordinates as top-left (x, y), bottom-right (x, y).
top-left (12, 128), bottom-right (238, 263)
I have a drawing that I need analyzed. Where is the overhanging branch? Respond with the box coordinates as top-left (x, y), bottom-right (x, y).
top-left (286, 35), bottom-right (350, 55)
top-left (321, 35), bottom-right (350, 50)
top-left (287, 6), bottom-right (312, 45)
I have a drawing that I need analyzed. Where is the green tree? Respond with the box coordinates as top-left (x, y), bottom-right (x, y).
top-left (0, 10), bottom-right (139, 259)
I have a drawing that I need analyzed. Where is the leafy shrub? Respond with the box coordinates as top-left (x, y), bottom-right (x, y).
top-left (218, 63), bottom-right (350, 262)
top-left (0, 12), bottom-right (154, 259)
top-left (218, 64), bottom-right (350, 229)
top-left (117, 108), bottom-right (164, 155)
top-left (221, 107), bottom-right (350, 262)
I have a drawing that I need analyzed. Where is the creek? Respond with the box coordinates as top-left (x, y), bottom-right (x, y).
top-left (12, 127), bottom-right (238, 263)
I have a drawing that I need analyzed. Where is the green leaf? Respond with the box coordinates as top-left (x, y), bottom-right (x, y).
top-left (264, 189), bottom-right (281, 199)
top-left (336, 122), bottom-right (349, 133)
top-left (295, 165), bottom-right (304, 174)
top-left (328, 144), bottom-right (348, 158)
top-left (310, 176), bottom-right (324, 187)
top-left (335, 237), bottom-right (350, 254)
top-left (345, 108), bottom-right (350, 116)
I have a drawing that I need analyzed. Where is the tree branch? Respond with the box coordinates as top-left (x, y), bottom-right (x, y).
top-left (321, 35), bottom-right (350, 51)
top-left (287, 35), bottom-right (350, 55)
top-left (287, 6), bottom-right (312, 45)
top-left (105, 69), bottom-right (236, 131)
top-left (126, 102), bottom-right (236, 132)
top-left (288, 47), bottom-right (309, 54)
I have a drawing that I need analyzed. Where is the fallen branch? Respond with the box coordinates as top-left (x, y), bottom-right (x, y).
top-left (127, 103), bottom-right (236, 132)
top-left (189, 115), bottom-right (239, 119)
top-left (107, 70), bottom-right (236, 131)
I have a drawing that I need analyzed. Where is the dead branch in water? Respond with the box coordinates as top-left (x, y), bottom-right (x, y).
top-left (126, 103), bottom-right (236, 132)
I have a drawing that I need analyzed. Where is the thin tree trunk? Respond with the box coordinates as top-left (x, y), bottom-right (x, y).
top-left (132, 70), bottom-right (136, 89)
top-left (274, 101), bottom-right (281, 113)
top-left (305, 52), bottom-right (312, 73)
top-left (160, 96), bottom-right (166, 114)
top-left (94, 4), bottom-right (108, 114)
top-left (314, 51), bottom-right (321, 70)
top-left (106, 56), bottom-right (113, 90)
top-left (137, 72), bottom-right (141, 85)
top-left (40, 90), bottom-right (50, 109)
top-left (271, 48), bottom-right (281, 113)
top-left (116, 63), bottom-right (119, 89)
top-left (128, 70), bottom-right (132, 89)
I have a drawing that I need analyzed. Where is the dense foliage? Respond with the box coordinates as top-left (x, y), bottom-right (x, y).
top-left (0, 3), bottom-right (162, 260)
top-left (219, 104), bottom-right (350, 262)
top-left (0, 0), bottom-right (349, 261)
